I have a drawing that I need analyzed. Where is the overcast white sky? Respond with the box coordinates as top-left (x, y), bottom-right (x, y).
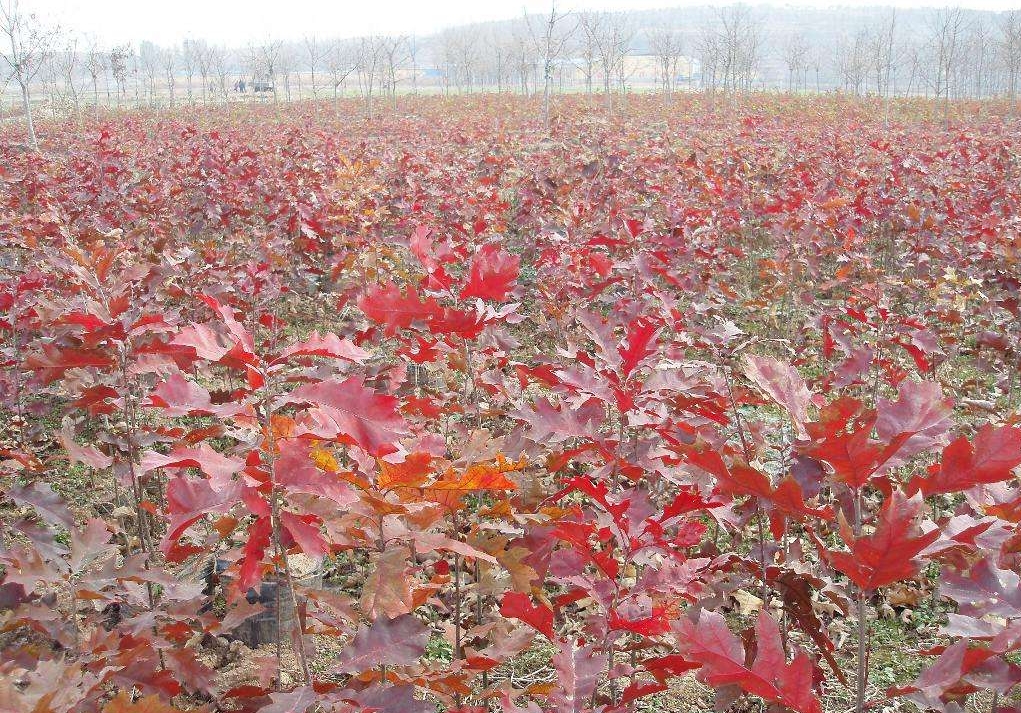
top-left (26, 0), bottom-right (1021, 46)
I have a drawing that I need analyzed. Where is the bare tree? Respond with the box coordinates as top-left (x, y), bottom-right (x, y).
top-left (782, 33), bottom-right (809, 92)
top-left (437, 27), bottom-right (480, 94)
top-left (354, 36), bottom-right (382, 117)
top-left (277, 45), bottom-right (296, 101)
top-left (700, 5), bottom-right (764, 97)
top-left (325, 39), bottom-right (355, 103)
top-left (960, 17), bottom-right (991, 99)
top-left (459, 28), bottom-right (481, 93)
top-left (1001, 11), bottom-right (1021, 112)
top-left (460, 29), bottom-right (482, 93)
top-left (84, 39), bottom-right (106, 111)
top-left (209, 45), bottom-right (230, 102)
top-left (525, 1), bottom-right (575, 131)
top-left (698, 24), bottom-right (722, 94)
top-left (726, 6), bottom-right (763, 92)
top-left (591, 12), bottom-right (632, 113)
top-left (483, 30), bottom-right (511, 93)
top-left (161, 45), bottom-right (177, 108)
top-left (378, 35), bottom-right (406, 106)
top-left (867, 9), bottom-right (899, 124)
top-left (303, 35), bottom-right (323, 99)
top-left (56, 36), bottom-right (82, 122)
top-left (807, 44), bottom-right (825, 93)
top-left (182, 39), bottom-right (199, 105)
top-left (131, 47), bottom-right (141, 105)
top-left (28, 3), bottom-right (1013, 103)
top-left (437, 29), bottom-right (457, 94)
top-left (648, 26), bottom-right (684, 96)
top-left (927, 7), bottom-right (969, 125)
top-left (868, 10), bottom-right (898, 98)
top-left (834, 29), bottom-right (869, 95)
top-left (0, 0), bottom-right (58, 149)
top-left (41, 41), bottom-right (58, 117)
top-left (192, 39), bottom-right (213, 103)
top-left (251, 39), bottom-right (283, 102)
top-left (109, 44), bottom-right (131, 107)
top-left (138, 41), bottom-right (160, 106)
top-left (614, 20), bottom-right (637, 101)
top-left (407, 35), bottom-right (420, 95)
top-left (577, 12), bottom-right (604, 95)
top-left (509, 25), bottom-right (534, 96)
top-left (902, 38), bottom-right (924, 97)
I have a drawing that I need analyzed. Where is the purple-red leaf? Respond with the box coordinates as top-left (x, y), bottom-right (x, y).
top-left (287, 377), bottom-right (408, 457)
top-left (675, 610), bottom-right (821, 713)
top-left (332, 614), bottom-right (429, 674)
top-left (744, 355), bottom-right (812, 436)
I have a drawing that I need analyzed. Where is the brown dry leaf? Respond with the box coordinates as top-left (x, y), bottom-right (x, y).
top-left (812, 596), bottom-right (843, 618)
top-left (360, 548), bottom-right (413, 619)
top-left (886, 581), bottom-right (925, 608)
top-left (496, 544), bottom-right (539, 594)
top-left (733, 589), bottom-right (763, 615)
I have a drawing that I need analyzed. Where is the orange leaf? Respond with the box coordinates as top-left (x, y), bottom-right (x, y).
top-left (378, 452), bottom-right (434, 491)
top-left (213, 516), bottom-right (237, 538)
top-left (432, 454), bottom-right (524, 492)
top-left (311, 445), bottom-right (340, 473)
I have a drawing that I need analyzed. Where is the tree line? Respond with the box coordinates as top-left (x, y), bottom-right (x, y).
top-left (3, 0), bottom-right (1021, 146)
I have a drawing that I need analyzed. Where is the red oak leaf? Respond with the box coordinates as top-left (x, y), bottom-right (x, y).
top-left (550, 640), bottom-right (605, 713)
top-left (274, 440), bottom-right (357, 506)
top-left (500, 591), bottom-right (554, 639)
top-left (6, 482), bottom-right (75, 530)
top-left (675, 610), bottom-right (822, 713)
top-left (744, 354), bottom-right (813, 436)
top-left (56, 425), bottom-right (113, 470)
top-left (618, 317), bottom-right (659, 378)
top-left (287, 377), bottom-right (408, 457)
top-left (459, 243), bottom-right (519, 302)
top-left (27, 344), bottom-right (115, 384)
top-left (276, 330), bottom-right (368, 363)
top-left (147, 372), bottom-right (241, 417)
top-left (378, 452), bottom-right (434, 490)
top-left (140, 444), bottom-right (244, 487)
top-left (237, 516), bottom-right (272, 592)
top-left (332, 614), bottom-right (429, 674)
top-left (358, 282), bottom-right (442, 336)
top-left (164, 474), bottom-right (242, 545)
top-left (815, 489), bottom-right (938, 590)
top-left (910, 424), bottom-right (1021, 496)
top-left (279, 511), bottom-right (328, 558)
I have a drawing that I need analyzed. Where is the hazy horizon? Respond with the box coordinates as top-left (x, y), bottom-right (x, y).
top-left (27, 0), bottom-right (1021, 47)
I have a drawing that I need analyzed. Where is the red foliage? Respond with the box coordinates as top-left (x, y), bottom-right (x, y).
top-left (2, 94), bottom-right (1021, 713)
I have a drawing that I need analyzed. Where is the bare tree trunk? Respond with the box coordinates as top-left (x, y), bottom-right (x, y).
top-left (542, 61), bottom-right (551, 130)
top-left (19, 80), bottom-right (38, 150)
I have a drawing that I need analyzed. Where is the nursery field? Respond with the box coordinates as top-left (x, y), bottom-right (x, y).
top-left (1, 94), bottom-right (1021, 713)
